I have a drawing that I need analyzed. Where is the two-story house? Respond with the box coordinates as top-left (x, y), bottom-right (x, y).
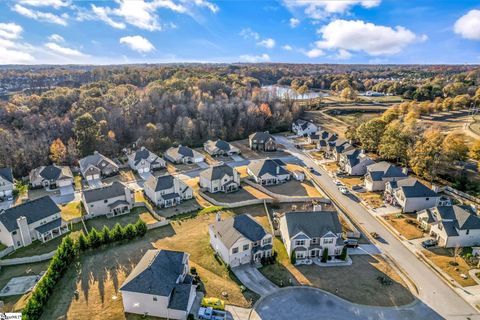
top-left (81, 182), bottom-right (133, 218)
top-left (331, 140), bottom-right (355, 162)
top-left (364, 162), bottom-right (408, 191)
top-left (127, 147), bottom-right (166, 173)
top-left (199, 164), bottom-right (240, 193)
top-left (385, 178), bottom-right (441, 213)
top-left (120, 249), bottom-right (196, 320)
top-left (144, 174), bottom-right (193, 208)
top-left (279, 210), bottom-right (345, 261)
top-left (29, 164), bottom-right (74, 189)
top-left (0, 168), bottom-right (14, 200)
top-left (316, 131), bottom-right (338, 151)
top-left (248, 132), bottom-right (277, 151)
top-left (338, 149), bottom-right (375, 176)
top-left (292, 119), bottom-right (318, 137)
top-left (164, 145), bottom-right (205, 164)
top-left (0, 196), bottom-right (68, 249)
top-left (79, 151), bottom-right (119, 181)
top-left (247, 159), bottom-right (290, 185)
top-left (418, 205), bottom-right (480, 248)
top-left (204, 140), bottom-right (241, 157)
top-left (209, 214), bottom-right (273, 267)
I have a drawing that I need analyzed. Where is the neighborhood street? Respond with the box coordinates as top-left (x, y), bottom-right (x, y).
top-left (275, 135), bottom-right (480, 320)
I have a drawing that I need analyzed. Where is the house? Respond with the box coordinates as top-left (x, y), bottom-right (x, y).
top-left (384, 178), bottom-right (440, 213)
top-left (29, 165), bottom-right (73, 189)
top-left (128, 147), bottom-right (166, 173)
top-left (204, 140), bottom-right (240, 157)
top-left (247, 159), bottom-right (290, 185)
top-left (292, 119), bottom-right (318, 137)
top-left (199, 164), bottom-right (240, 193)
top-left (330, 140), bottom-right (355, 161)
top-left (164, 145), bottom-right (205, 164)
top-left (338, 149), bottom-right (375, 176)
top-left (0, 168), bottom-right (14, 200)
top-left (81, 182), bottom-right (133, 218)
top-left (417, 205), bottom-right (480, 248)
top-left (209, 214), bottom-right (273, 267)
top-left (144, 174), bottom-right (193, 208)
top-left (79, 151), bottom-right (119, 181)
top-left (279, 210), bottom-right (345, 261)
top-left (0, 196), bottom-right (68, 249)
top-left (316, 131), bottom-right (338, 151)
top-left (120, 249), bottom-right (196, 320)
top-left (249, 132), bottom-right (277, 151)
top-left (364, 162), bottom-right (408, 191)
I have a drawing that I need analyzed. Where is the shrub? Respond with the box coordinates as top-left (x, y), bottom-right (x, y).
top-left (134, 219), bottom-right (148, 236)
top-left (339, 246), bottom-right (348, 261)
top-left (190, 267), bottom-right (197, 275)
top-left (77, 233), bottom-right (88, 251)
top-left (321, 248), bottom-right (328, 263)
top-left (110, 223), bottom-right (124, 242)
top-left (87, 228), bottom-right (101, 248)
top-left (123, 224), bottom-right (136, 240)
top-left (290, 253), bottom-right (296, 265)
top-left (101, 226), bottom-right (111, 244)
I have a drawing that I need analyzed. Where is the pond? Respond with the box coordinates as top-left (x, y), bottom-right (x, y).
top-left (262, 85), bottom-right (329, 100)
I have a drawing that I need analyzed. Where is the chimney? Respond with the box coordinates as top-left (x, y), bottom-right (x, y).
top-left (402, 167), bottom-right (408, 175)
top-left (216, 212), bottom-right (221, 222)
top-left (313, 204), bottom-right (322, 212)
top-left (93, 151), bottom-right (99, 155)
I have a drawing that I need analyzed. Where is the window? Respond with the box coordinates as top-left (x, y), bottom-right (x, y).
top-left (467, 229), bottom-right (470, 235)
top-left (323, 238), bottom-right (333, 244)
top-left (263, 237), bottom-right (272, 246)
top-left (295, 240), bottom-right (305, 246)
top-left (104, 199), bottom-right (108, 203)
top-left (232, 247), bottom-right (239, 254)
top-left (12, 231), bottom-right (17, 235)
top-left (243, 244), bottom-right (249, 251)
top-left (426, 197), bottom-right (429, 201)
top-left (311, 238), bottom-right (319, 244)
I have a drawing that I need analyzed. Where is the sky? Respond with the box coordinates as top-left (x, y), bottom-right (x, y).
top-left (0, 0), bottom-right (479, 65)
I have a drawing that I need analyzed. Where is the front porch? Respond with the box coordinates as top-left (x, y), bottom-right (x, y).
top-left (107, 200), bottom-right (131, 218)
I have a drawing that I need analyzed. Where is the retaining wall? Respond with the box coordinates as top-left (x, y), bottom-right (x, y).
top-left (0, 250), bottom-right (56, 266)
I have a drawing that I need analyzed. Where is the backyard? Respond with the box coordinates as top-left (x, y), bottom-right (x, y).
top-left (384, 214), bottom-right (424, 240)
top-left (265, 180), bottom-right (322, 198)
top-left (84, 207), bottom-right (161, 231)
top-left (205, 184), bottom-right (271, 203)
top-left (60, 200), bottom-right (84, 221)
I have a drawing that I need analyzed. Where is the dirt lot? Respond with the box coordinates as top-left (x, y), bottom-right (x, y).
top-left (339, 176), bottom-right (363, 188)
top-left (358, 192), bottom-right (384, 208)
top-left (265, 180), bottom-right (321, 198)
top-left (423, 248), bottom-right (477, 287)
top-left (205, 185), bottom-right (271, 203)
top-left (384, 214), bottom-right (424, 240)
top-left (298, 255), bottom-right (414, 307)
top-left (60, 201), bottom-right (84, 221)
top-left (322, 162), bottom-right (339, 173)
top-left (230, 140), bottom-right (290, 160)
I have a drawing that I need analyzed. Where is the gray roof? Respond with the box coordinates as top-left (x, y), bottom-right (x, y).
top-left (249, 132), bottom-right (275, 143)
top-left (367, 162), bottom-right (408, 181)
top-left (145, 174), bottom-right (175, 192)
top-left (79, 152), bottom-right (118, 174)
top-left (434, 205), bottom-right (480, 230)
top-left (334, 140), bottom-right (353, 153)
top-left (388, 178), bottom-right (438, 198)
top-left (0, 168), bottom-right (13, 183)
top-left (31, 165), bottom-right (72, 181)
top-left (441, 220), bottom-right (459, 237)
top-left (205, 140), bottom-right (234, 152)
top-left (108, 200), bottom-right (130, 208)
top-left (168, 283), bottom-right (193, 311)
top-left (293, 119), bottom-right (312, 131)
top-left (200, 164), bottom-right (235, 181)
top-left (166, 145), bottom-right (194, 159)
top-left (282, 211), bottom-right (342, 239)
top-left (120, 249), bottom-right (188, 297)
top-left (210, 214), bottom-right (268, 249)
top-left (82, 181), bottom-right (127, 204)
top-left (0, 196), bottom-right (60, 232)
top-left (35, 217), bottom-right (62, 234)
top-left (248, 159), bottom-right (289, 178)
top-left (130, 147), bottom-right (160, 166)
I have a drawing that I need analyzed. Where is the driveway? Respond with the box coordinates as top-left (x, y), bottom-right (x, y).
top-left (138, 171), bottom-right (153, 181)
top-left (59, 185), bottom-right (74, 196)
top-left (348, 244), bottom-right (382, 255)
top-left (196, 161), bottom-right (209, 169)
top-left (251, 287), bottom-right (443, 320)
top-left (230, 155), bottom-right (244, 162)
top-left (231, 265), bottom-right (278, 296)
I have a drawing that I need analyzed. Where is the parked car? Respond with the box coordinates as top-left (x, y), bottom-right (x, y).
top-left (370, 232), bottom-right (379, 239)
top-left (309, 167), bottom-right (315, 173)
top-left (352, 185), bottom-right (362, 191)
top-left (334, 180), bottom-right (342, 186)
top-left (421, 239), bottom-right (438, 248)
top-left (344, 239), bottom-right (359, 248)
top-left (201, 297), bottom-right (225, 311)
top-left (338, 186), bottom-right (349, 195)
top-left (198, 307), bottom-right (227, 320)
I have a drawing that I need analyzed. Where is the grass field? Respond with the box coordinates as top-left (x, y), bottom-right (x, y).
top-left (385, 214), bottom-right (424, 240)
top-left (423, 248), bottom-right (477, 287)
top-left (333, 112), bottom-right (381, 127)
top-left (60, 201), bottom-right (84, 221)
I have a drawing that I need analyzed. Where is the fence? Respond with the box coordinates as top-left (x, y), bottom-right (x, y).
top-left (442, 186), bottom-right (480, 205)
top-left (198, 191), bottom-right (273, 208)
top-left (0, 250), bottom-right (56, 266)
top-left (0, 246), bottom-right (14, 259)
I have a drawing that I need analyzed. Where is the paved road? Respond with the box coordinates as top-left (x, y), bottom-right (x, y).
top-left (275, 135), bottom-right (480, 320)
top-left (232, 265), bottom-right (278, 296)
top-left (251, 287), bottom-right (443, 320)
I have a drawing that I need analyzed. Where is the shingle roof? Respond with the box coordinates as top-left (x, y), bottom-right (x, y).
top-left (166, 145), bottom-right (195, 159)
top-left (248, 159), bottom-right (289, 178)
top-left (32, 165), bottom-right (73, 181)
top-left (434, 205), bottom-right (480, 230)
top-left (120, 249), bottom-right (188, 297)
top-left (0, 168), bottom-right (13, 183)
top-left (145, 174), bottom-right (175, 192)
top-left (210, 214), bottom-right (268, 249)
top-left (205, 140), bottom-right (233, 152)
top-left (282, 211), bottom-right (342, 240)
top-left (0, 196), bottom-right (60, 232)
top-left (35, 217), bottom-right (62, 234)
top-left (200, 164), bottom-right (235, 181)
top-left (366, 162), bottom-right (408, 181)
top-left (129, 147), bottom-right (160, 166)
top-left (79, 152), bottom-right (118, 175)
top-left (82, 181), bottom-right (127, 203)
top-left (389, 178), bottom-right (438, 198)
top-left (168, 284), bottom-right (193, 311)
top-left (249, 132), bottom-right (275, 142)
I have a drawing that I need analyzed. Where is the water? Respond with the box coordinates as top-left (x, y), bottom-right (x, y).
top-left (262, 85), bottom-right (329, 100)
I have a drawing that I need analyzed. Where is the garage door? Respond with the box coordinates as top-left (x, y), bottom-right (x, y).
top-left (138, 168), bottom-right (145, 173)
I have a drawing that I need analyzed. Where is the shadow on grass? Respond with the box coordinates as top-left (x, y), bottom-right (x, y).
top-left (259, 262), bottom-right (299, 288)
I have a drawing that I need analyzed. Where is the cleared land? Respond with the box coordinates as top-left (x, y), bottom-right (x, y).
top-left (60, 201), bottom-right (84, 221)
top-left (265, 180), bottom-right (322, 197)
top-left (423, 248), bottom-right (477, 287)
top-left (205, 185), bottom-right (271, 203)
top-left (385, 214), bottom-right (424, 240)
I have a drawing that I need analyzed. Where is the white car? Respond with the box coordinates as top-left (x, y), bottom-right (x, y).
top-left (338, 186), bottom-right (349, 195)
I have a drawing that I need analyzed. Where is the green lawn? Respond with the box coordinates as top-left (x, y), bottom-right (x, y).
top-left (60, 201), bottom-right (84, 221)
top-left (259, 237), bottom-right (299, 287)
top-left (84, 207), bottom-right (158, 231)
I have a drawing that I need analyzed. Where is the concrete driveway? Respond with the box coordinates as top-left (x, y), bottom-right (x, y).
top-left (251, 287), bottom-right (443, 320)
top-left (348, 244), bottom-right (382, 255)
top-left (232, 265), bottom-right (278, 296)
top-left (196, 161), bottom-right (209, 169)
top-left (59, 185), bottom-right (74, 196)
top-left (230, 155), bottom-right (244, 162)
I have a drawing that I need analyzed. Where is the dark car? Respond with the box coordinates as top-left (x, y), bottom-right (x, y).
top-left (344, 239), bottom-right (359, 248)
top-left (422, 239), bottom-right (438, 248)
top-left (309, 167), bottom-right (315, 173)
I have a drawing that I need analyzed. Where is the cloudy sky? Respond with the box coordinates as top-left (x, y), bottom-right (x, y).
top-left (0, 0), bottom-right (479, 64)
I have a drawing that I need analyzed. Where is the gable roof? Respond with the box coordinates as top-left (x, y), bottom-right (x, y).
top-left (0, 196), bottom-right (60, 232)
top-left (389, 178), bottom-right (438, 198)
top-left (145, 174), bottom-right (175, 192)
top-left (341, 149), bottom-right (372, 167)
top-left (0, 168), bottom-right (14, 184)
top-left (31, 165), bottom-right (73, 181)
top-left (293, 119), bottom-right (315, 131)
top-left (249, 132), bottom-right (275, 143)
top-left (248, 159), bottom-right (289, 178)
top-left (205, 140), bottom-right (234, 152)
top-left (79, 152), bottom-right (118, 174)
top-left (366, 162), bottom-right (408, 181)
top-left (129, 147), bottom-right (160, 166)
top-left (120, 249), bottom-right (188, 296)
top-left (82, 181), bottom-right (127, 203)
top-left (210, 214), bottom-right (268, 249)
top-left (433, 205), bottom-right (480, 231)
top-left (282, 211), bottom-right (342, 240)
top-left (200, 164), bottom-right (236, 181)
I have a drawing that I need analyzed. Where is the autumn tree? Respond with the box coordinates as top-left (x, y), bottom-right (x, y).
top-left (408, 129), bottom-right (446, 181)
top-left (378, 120), bottom-right (409, 165)
top-left (443, 133), bottom-right (468, 162)
top-left (355, 118), bottom-right (386, 152)
top-left (49, 138), bottom-right (67, 164)
top-left (340, 87), bottom-right (357, 101)
top-left (74, 113), bottom-right (100, 156)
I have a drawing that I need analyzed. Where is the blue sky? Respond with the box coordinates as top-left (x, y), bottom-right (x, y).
top-left (0, 0), bottom-right (479, 64)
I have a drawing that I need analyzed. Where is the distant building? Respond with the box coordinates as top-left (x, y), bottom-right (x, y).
top-left (199, 164), bottom-right (240, 193)
top-left (0, 168), bottom-right (14, 200)
top-left (120, 249), bottom-right (196, 320)
top-left (204, 140), bottom-right (240, 157)
top-left (292, 120), bottom-right (318, 137)
top-left (144, 174), bottom-right (193, 208)
top-left (209, 214), bottom-right (273, 267)
top-left (82, 182), bottom-right (133, 218)
top-left (164, 145), bottom-right (205, 164)
top-left (29, 164), bottom-right (73, 189)
top-left (384, 178), bottom-right (440, 213)
top-left (127, 147), bottom-right (166, 173)
top-left (247, 159), bottom-right (290, 185)
top-left (249, 132), bottom-right (277, 151)
top-left (79, 151), bottom-right (119, 181)
top-left (364, 162), bottom-right (408, 192)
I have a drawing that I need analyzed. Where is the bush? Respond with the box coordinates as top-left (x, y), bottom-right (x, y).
top-left (134, 219), bottom-right (148, 236)
top-left (290, 252), bottom-right (296, 265)
top-left (110, 223), bottom-right (124, 242)
top-left (190, 267), bottom-right (197, 275)
top-left (87, 228), bottom-right (101, 248)
top-left (321, 248), bottom-right (328, 263)
top-left (339, 246), bottom-right (348, 261)
top-left (77, 233), bottom-right (88, 251)
top-left (101, 226), bottom-right (111, 244)
top-left (123, 224), bottom-right (136, 240)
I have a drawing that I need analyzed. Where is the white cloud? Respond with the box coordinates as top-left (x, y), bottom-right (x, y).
top-left (48, 34), bottom-right (64, 43)
top-left (44, 42), bottom-right (86, 57)
top-left (454, 10), bottom-right (480, 40)
top-left (0, 23), bottom-right (23, 39)
top-left (257, 38), bottom-right (276, 49)
top-left (91, 5), bottom-right (126, 29)
top-left (334, 49), bottom-right (352, 60)
top-left (314, 19), bottom-right (425, 56)
top-left (239, 53), bottom-right (270, 63)
top-left (240, 28), bottom-right (260, 40)
top-left (18, 0), bottom-right (70, 8)
top-left (282, 44), bottom-right (293, 51)
top-left (0, 22), bottom-right (34, 64)
top-left (13, 4), bottom-right (68, 26)
top-left (289, 17), bottom-right (300, 28)
top-left (305, 48), bottom-right (325, 58)
top-left (187, 0), bottom-right (219, 13)
top-left (120, 35), bottom-right (155, 53)
top-left (283, 0), bottom-right (381, 19)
